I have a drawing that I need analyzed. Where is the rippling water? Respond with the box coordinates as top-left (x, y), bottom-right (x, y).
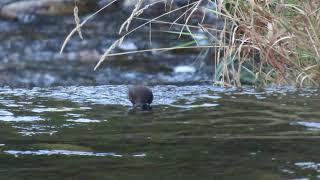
top-left (0, 85), bottom-right (320, 179)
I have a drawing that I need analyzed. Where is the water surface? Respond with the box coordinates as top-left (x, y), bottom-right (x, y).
top-left (0, 85), bottom-right (320, 179)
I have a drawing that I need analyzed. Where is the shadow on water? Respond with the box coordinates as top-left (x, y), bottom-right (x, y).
top-left (0, 85), bottom-right (320, 179)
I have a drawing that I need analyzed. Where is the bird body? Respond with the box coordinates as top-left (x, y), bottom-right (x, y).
top-left (128, 85), bottom-right (153, 110)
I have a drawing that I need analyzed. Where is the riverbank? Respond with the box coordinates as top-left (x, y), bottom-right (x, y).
top-left (0, 0), bottom-right (216, 87)
top-left (94, 0), bottom-right (320, 87)
top-left (1, 0), bottom-right (317, 87)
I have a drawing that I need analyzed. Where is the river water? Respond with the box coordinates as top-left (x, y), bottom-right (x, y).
top-left (0, 85), bottom-right (319, 179)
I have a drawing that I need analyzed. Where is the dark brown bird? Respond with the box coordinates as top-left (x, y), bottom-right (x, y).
top-left (128, 85), bottom-right (153, 110)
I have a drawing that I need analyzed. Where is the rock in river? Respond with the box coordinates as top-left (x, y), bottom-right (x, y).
top-left (0, 0), bottom-right (98, 23)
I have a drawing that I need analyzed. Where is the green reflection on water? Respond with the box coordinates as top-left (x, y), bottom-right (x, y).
top-left (0, 85), bottom-right (319, 179)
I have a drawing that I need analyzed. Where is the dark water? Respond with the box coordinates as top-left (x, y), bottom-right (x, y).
top-left (0, 85), bottom-right (320, 180)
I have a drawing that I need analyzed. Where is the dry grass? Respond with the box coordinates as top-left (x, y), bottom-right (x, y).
top-left (61, 0), bottom-right (320, 87)
top-left (215, 0), bottom-right (320, 86)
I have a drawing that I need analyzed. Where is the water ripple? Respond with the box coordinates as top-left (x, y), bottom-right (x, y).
top-left (4, 150), bottom-right (123, 157)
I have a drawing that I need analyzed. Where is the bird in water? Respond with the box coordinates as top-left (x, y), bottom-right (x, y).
top-left (128, 85), bottom-right (153, 110)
